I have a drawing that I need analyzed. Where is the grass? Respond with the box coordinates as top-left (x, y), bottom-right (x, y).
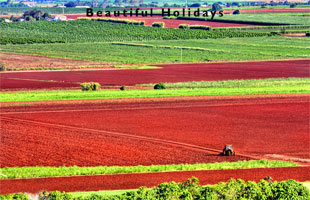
top-left (69, 189), bottom-right (136, 197)
top-left (1, 85), bottom-right (309, 102)
top-left (0, 160), bottom-right (298, 179)
top-left (1, 37), bottom-right (309, 64)
top-left (139, 78), bottom-right (310, 88)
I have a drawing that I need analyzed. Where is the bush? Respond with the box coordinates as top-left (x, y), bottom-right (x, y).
top-left (120, 86), bottom-right (126, 91)
top-left (0, 62), bottom-right (6, 71)
top-left (233, 10), bottom-right (240, 15)
top-left (152, 22), bottom-right (164, 28)
top-left (154, 83), bottom-right (166, 89)
top-left (290, 3), bottom-right (297, 8)
top-left (179, 24), bottom-right (189, 29)
top-left (80, 82), bottom-right (101, 91)
top-left (306, 32), bottom-right (310, 37)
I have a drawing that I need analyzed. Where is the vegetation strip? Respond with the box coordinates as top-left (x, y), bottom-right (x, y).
top-left (138, 78), bottom-right (310, 88)
top-left (1, 177), bottom-right (309, 200)
top-left (1, 78), bottom-right (309, 102)
top-left (0, 160), bottom-right (298, 179)
top-left (1, 86), bottom-right (309, 103)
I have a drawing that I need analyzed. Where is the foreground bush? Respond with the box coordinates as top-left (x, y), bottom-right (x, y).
top-left (154, 83), bottom-right (166, 90)
top-left (1, 177), bottom-right (309, 200)
top-left (80, 82), bottom-right (100, 91)
top-left (152, 22), bottom-right (164, 28)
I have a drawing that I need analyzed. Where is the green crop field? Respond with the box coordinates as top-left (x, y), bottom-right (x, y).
top-left (0, 20), bottom-right (274, 45)
top-left (0, 160), bottom-right (298, 179)
top-left (1, 37), bottom-right (309, 64)
top-left (218, 13), bottom-right (310, 25)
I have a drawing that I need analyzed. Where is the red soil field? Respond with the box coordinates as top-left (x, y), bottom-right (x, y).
top-left (0, 77), bottom-right (79, 90)
top-left (1, 96), bottom-right (309, 168)
top-left (0, 115), bottom-right (249, 167)
top-left (1, 166), bottom-right (309, 194)
top-left (1, 60), bottom-right (309, 89)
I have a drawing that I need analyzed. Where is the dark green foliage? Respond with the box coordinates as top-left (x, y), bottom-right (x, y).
top-left (152, 22), bottom-right (164, 28)
top-left (290, 3), bottom-right (297, 8)
top-left (233, 10), bottom-right (240, 15)
top-left (306, 32), bottom-right (310, 37)
top-left (1, 178), bottom-right (309, 200)
top-left (80, 82), bottom-right (101, 91)
top-left (178, 24), bottom-right (189, 29)
top-left (120, 86), bottom-right (126, 91)
top-left (0, 61), bottom-right (6, 71)
top-left (154, 83), bottom-right (166, 90)
top-left (211, 3), bottom-right (222, 11)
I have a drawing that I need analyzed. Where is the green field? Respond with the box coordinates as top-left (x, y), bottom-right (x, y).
top-left (1, 37), bottom-right (309, 64)
top-left (219, 13), bottom-right (310, 25)
top-left (0, 160), bottom-right (298, 179)
top-left (139, 78), bottom-right (310, 88)
top-left (1, 79), bottom-right (309, 102)
top-left (0, 20), bottom-right (273, 45)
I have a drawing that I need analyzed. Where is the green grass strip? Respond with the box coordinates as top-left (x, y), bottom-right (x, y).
top-left (0, 160), bottom-right (298, 179)
top-left (1, 85), bottom-right (309, 103)
top-left (139, 78), bottom-right (310, 88)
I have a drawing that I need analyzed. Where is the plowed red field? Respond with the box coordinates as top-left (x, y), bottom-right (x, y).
top-left (1, 60), bottom-right (309, 89)
top-left (1, 96), bottom-right (309, 167)
top-left (1, 166), bottom-right (309, 194)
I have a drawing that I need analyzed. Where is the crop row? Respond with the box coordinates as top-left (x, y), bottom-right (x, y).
top-left (0, 20), bottom-right (276, 45)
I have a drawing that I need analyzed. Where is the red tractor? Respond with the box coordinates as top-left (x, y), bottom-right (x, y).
top-left (222, 144), bottom-right (235, 156)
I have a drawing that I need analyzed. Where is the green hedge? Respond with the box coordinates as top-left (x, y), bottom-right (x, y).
top-left (189, 25), bottom-right (211, 30)
top-left (152, 22), bottom-right (165, 28)
top-left (1, 177), bottom-right (309, 200)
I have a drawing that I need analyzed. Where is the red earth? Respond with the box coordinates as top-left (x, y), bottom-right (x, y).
top-left (1, 96), bottom-right (309, 167)
top-left (1, 60), bottom-right (309, 90)
top-left (0, 166), bottom-right (309, 194)
top-left (65, 14), bottom-right (259, 27)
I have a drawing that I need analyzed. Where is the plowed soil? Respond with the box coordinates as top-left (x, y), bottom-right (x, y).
top-left (1, 60), bottom-right (309, 90)
top-left (0, 166), bottom-right (309, 194)
top-left (1, 96), bottom-right (309, 167)
top-left (0, 53), bottom-right (112, 69)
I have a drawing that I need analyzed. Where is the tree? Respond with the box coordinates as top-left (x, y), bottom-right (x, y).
top-left (233, 10), bottom-right (240, 14)
top-left (190, 3), bottom-right (201, 7)
top-left (64, 1), bottom-right (77, 7)
top-left (211, 3), bottom-right (222, 11)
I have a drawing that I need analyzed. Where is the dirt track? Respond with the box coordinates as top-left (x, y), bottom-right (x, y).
top-left (0, 166), bottom-right (309, 194)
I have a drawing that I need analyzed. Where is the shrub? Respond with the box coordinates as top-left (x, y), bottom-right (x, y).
top-left (80, 82), bottom-right (101, 91)
top-left (306, 32), bottom-right (310, 37)
top-left (179, 24), bottom-right (189, 29)
top-left (152, 22), bottom-right (164, 28)
top-left (120, 86), bottom-right (126, 91)
top-left (0, 62), bottom-right (6, 71)
top-left (290, 3), bottom-right (297, 8)
top-left (233, 10), bottom-right (240, 15)
top-left (154, 83), bottom-right (166, 89)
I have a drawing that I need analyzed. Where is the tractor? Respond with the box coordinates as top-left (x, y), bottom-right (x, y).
top-left (222, 144), bottom-right (235, 156)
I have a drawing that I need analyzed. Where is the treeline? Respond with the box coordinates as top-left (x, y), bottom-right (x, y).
top-left (1, 177), bottom-right (309, 200)
top-left (0, 20), bottom-right (277, 45)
